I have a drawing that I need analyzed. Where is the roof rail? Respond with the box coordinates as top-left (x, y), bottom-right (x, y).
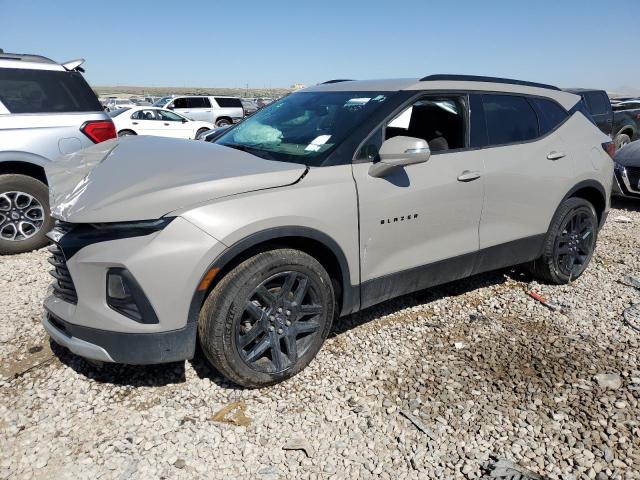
top-left (419, 74), bottom-right (560, 91)
top-left (321, 79), bottom-right (354, 84)
top-left (0, 51), bottom-right (57, 64)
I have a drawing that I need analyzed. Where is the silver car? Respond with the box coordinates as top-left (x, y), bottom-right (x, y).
top-left (43, 75), bottom-right (613, 388)
top-left (0, 50), bottom-right (115, 254)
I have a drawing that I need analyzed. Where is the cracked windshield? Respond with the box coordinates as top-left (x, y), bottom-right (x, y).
top-left (217, 91), bottom-right (389, 165)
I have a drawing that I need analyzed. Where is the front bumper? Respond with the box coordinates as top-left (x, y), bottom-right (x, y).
top-left (42, 216), bottom-right (226, 364)
top-left (44, 310), bottom-right (196, 364)
top-left (613, 168), bottom-right (640, 199)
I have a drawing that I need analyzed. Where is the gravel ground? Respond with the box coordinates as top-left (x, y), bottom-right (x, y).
top-left (1, 199), bottom-right (639, 480)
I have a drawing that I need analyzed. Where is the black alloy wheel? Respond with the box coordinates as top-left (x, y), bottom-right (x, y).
top-left (236, 271), bottom-right (324, 374)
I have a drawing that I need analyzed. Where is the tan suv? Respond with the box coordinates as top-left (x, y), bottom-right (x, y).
top-left (43, 75), bottom-right (613, 387)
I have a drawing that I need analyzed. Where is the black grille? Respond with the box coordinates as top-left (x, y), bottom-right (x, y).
top-left (627, 166), bottom-right (640, 191)
top-left (48, 242), bottom-right (78, 304)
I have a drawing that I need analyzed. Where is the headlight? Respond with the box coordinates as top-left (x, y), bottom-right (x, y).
top-left (106, 268), bottom-right (158, 324)
top-left (90, 218), bottom-right (174, 231)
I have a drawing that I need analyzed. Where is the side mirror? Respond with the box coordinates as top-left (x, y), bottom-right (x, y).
top-left (181, 118), bottom-right (188, 123)
top-left (368, 136), bottom-right (431, 178)
top-left (167, 105), bottom-right (174, 110)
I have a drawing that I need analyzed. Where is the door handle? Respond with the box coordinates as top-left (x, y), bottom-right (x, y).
top-left (547, 151), bottom-right (566, 160)
top-left (132, 122), bottom-right (138, 125)
top-left (457, 170), bottom-right (482, 182)
top-left (164, 123), bottom-right (170, 126)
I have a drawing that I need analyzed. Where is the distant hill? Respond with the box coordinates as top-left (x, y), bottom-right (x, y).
top-left (93, 85), bottom-right (292, 99)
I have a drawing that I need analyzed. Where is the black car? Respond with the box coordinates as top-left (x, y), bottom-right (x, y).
top-left (565, 89), bottom-right (638, 149)
top-left (613, 141), bottom-right (640, 200)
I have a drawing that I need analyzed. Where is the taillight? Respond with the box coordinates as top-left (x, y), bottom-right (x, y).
top-left (602, 141), bottom-right (616, 159)
top-left (81, 120), bottom-right (116, 143)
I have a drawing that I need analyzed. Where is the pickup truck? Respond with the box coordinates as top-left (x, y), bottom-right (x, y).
top-left (565, 89), bottom-right (639, 149)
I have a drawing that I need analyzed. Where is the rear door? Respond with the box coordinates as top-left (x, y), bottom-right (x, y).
top-left (476, 93), bottom-right (574, 252)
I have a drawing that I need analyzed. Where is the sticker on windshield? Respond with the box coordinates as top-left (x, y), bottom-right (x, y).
top-left (305, 135), bottom-right (332, 152)
top-left (344, 98), bottom-right (371, 107)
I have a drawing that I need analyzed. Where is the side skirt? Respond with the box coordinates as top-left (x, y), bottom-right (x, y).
top-left (359, 234), bottom-right (545, 311)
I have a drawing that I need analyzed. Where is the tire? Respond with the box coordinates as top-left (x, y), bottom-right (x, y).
top-left (215, 118), bottom-right (231, 127)
top-left (0, 174), bottom-right (53, 255)
top-left (614, 133), bottom-right (630, 150)
top-left (195, 127), bottom-right (209, 139)
top-left (198, 248), bottom-right (335, 388)
top-left (530, 197), bottom-right (598, 284)
top-left (118, 129), bottom-right (136, 137)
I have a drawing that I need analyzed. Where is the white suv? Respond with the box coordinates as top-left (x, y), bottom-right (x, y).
top-left (153, 95), bottom-right (244, 127)
top-left (0, 50), bottom-right (115, 254)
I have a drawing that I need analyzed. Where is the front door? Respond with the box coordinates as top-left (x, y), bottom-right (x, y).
top-left (352, 94), bottom-right (485, 308)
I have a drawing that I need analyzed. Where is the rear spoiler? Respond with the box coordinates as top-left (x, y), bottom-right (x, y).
top-left (62, 58), bottom-right (85, 72)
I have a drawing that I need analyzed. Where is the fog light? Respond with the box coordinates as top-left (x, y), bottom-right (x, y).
top-left (106, 268), bottom-right (158, 324)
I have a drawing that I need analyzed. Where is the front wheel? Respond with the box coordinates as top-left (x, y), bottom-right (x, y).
top-left (198, 248), bottom-right (335, 388)
top-left (195, 127), bottom-right (209, 139)
top-left (614, 133), bottom-right (631, 150)
top-left (0, 174), bottom-right (53, 255)
top-left (530, 197), bottom-right (598, 284)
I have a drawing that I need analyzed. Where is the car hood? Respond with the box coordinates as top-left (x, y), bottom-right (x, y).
top-left (614, 141), bottom-right (640, 167)
top-left (45, 136), bottom-right (307, 223)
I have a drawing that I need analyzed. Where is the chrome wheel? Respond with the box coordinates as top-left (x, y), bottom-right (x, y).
top-left (236, 271), bottom-right (324, 374)
top-left (0, 191), bottom-right (45, 241)
top-left (554, 209), bottom-right (596, 278)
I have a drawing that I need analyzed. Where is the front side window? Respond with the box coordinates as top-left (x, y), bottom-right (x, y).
top-left (216, 91), bottom-right (390, 165)
top-left (482, 94), bottom-right (538, 146)
top-left (0, 68), bottom-right (102, 114)
top-left (385, 96), bottom-right (467, 152)
top-left (170, 98), bottom-right (188, 109)
top-left (157, 110), bottom-right (185, 121)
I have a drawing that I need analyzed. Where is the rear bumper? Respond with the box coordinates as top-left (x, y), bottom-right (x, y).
top-left (43, 309), bottom-right (196, 364)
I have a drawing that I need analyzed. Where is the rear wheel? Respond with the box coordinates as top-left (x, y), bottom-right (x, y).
top-left (118, 129), bottom-right (136, 137)
top-left (530, 197), bottom-right (598, 284)
top-left (198, 248), bottom-right (335, 388)
top-left (215, 118), bottom-right (231, 127)
top-left (0, 174), bottom-right (52, 255)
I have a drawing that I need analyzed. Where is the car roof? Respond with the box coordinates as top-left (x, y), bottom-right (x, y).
top-left (305, 76), bottom-right (580, 110)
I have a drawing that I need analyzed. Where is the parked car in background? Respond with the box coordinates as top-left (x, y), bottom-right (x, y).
top-left (612, 141), bottom-right (640, 200)
top-left (105, 98), bottom-right (137, 111)
top-left (109, 107), bottom-right (213, 139)
top-left (240, 98), bottom-right (259, 116)
top-left (565, 89), bottom-right (639, 149)
top-left (0, 49), bottom-right (115, 254)
top-left (153, 95), bottom-right (243, 127)
top-left (612, 99), bottom-right (640, 113)
top-left (196, 124), bottom-right (232, 141)
top-left (43, 75), bottom-right (613, 387)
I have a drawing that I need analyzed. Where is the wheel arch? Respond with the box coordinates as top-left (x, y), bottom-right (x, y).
top-left (0, 157), bottom-right (48, 185)
top-left (187, 226), bottom-right (358, 328)
top-left (562, 180), bottom-right (607, 227)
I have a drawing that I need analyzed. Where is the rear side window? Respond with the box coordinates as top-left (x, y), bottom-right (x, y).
top-left (186, 97), bottom-right (211, 108)
top-left (482, 94), bottom-right (539, 145)
top-left (215, 97), bottom-right (242, 108)
top-left (584, 92), bottom-right (609, 115)
top-left (531, 98), bottom-right (569, 135)
top-left (0, 68), bottom-right (102, 114)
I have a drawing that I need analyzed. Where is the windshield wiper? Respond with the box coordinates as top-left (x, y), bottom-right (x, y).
top-left (222, 143), bottom-right (275, 161)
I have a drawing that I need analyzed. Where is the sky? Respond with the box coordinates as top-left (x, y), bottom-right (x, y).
top-left (1, 0), bottom-right (639, 92)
